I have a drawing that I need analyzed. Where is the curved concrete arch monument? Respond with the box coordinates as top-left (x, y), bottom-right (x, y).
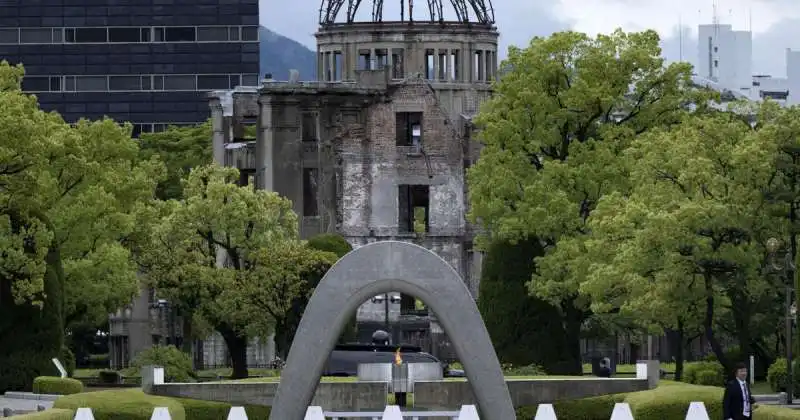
top-left (269, 241), bottom-right (515, 420)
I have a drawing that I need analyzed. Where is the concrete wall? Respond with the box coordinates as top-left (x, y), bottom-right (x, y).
top-left (413, 379), bottom-right (649, 409)
top-left (151, 381), bottom-right (388, 411)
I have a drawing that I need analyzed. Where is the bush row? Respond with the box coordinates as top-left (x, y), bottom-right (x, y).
top-left (45, 389), bottom-right (271, 420)
top-left (21, 382), bottom-right (800, 420)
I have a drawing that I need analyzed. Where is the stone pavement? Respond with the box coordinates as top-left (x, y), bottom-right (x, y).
top-left (0, 396), bottom-right (54, 416)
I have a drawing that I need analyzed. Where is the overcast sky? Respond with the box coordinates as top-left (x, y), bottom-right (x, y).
top-left (261, 0), bottom-right (800, 77)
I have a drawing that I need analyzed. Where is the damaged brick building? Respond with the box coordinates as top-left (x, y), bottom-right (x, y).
top-left (208, 0), bottom-right (498, 357)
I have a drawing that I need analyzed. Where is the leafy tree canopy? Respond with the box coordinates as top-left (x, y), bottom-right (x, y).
top-left (0, 61), bottom-right (165, 326)
top-left (468, 29), bottom-right (699, 312)
top-left (140, 164), bottom-right (335, 378)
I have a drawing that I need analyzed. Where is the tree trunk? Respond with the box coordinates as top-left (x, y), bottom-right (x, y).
top-left (729, 290), bottom-right (753, 365)
top-left (181, 314), bottom-right (193, 368)
top-left (274, 319), bottom-right (290, 361)
top-left (218, 325), bottom-right (248, 379)
top-left (562, 303), bottom-right (584, 375)
top-left (703, 275), bottom-right (729, 372)
top-left (672, 321), bottom-right (685, 382)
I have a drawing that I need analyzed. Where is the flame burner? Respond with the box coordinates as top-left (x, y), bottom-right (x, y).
top-left (318, 0), bottom-right (495, 26)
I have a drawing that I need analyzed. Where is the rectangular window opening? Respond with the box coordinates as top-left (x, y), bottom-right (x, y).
top-left (398, 185), bottom-right (430, 234)
top-left (395, 112), bottom-right (423, 148)
top-left (358, 50), bottom-right (371, 71)
top-left (425, 49), bottom-right (435, 80)
top-left (391, 49), bottom-right (405, 79)
top-left (303, 168), bottom-right (320, 217)
top-left (450, 50), bottom-right (460, 81)
top-left (376, 49), bottom-right (389, 70)
top-left (302, 112), bottom-right (318, 142)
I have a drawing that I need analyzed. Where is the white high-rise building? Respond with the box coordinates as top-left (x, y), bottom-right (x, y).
top-left (697, 24), bottom-right (752, 96)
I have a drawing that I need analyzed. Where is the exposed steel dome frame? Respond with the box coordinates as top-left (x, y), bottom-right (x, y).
top-left (318, 0), bottom-right (495, 26)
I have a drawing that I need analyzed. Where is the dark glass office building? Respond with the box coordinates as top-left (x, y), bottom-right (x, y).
top-left (0, 0), bottom-right (259, 136)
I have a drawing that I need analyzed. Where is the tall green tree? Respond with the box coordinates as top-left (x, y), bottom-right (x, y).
top-left (478, 237), bottom-right (573, 373)
top-left (0, 61), bottom-right (163, 390)
top-left (467, 30), bottom-right (697, 373)
top-left (760, 103), bottom-right (800, 359)
top-left (585, 108), bottom-right (779, 373)
top-left (141, 164), bottom-right (334, 378)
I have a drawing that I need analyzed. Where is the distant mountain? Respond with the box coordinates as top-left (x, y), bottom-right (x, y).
top-left (260, 26), bottom-right (317, 81)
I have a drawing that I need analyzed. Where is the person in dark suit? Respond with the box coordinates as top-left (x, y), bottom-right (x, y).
top-left (596, 358), bottom-right (612, 378)
top-left (723, 362), bottom-right (756, 420)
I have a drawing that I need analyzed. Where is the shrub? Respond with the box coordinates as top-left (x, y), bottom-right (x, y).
top-left (479, 237), bottom-right (579, 374)
top-left (130, 345), bottom-right (194, 382)
top-left (768, 358), bottom-right (789, 392)
top-left (625, 383), bottom-right (723, 420)
top-left (32, 376), bottom-right (84, 395)
top-left (766, 358), bottom-right (800, 395)
top-left (60, 346), bottom-right (76, 378)
top-left (54, 389), bottom-right (186, 420)
top-left (98, 370), bottom-right (121, 384)
top-left (306, 233), bottom-right (352, 258)
top-left (502, 364), bottom-right (546, 376)
top-left (682, 361), bottom-right (724, 386)
top-left (10, 409), bottom-right (74, 420)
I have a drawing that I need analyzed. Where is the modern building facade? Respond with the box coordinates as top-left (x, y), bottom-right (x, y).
top-left (697, 23), bottom-right (752, 96)
top-left (0, 0), bottom-right (260, 136)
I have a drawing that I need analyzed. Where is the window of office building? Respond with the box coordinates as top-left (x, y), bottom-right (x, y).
top-left (20, 28), bottom-right (54, 43)
top-left (241, 26), bottom-right (258, 41)
top-left (109, 76), bottom-right (141, 91)
top-left (22, 76), bottom-right (50, 91)
top-left (108, 27), bottom-right (141, 43)
top-left (228, 74), bottom-right (241, 88)
top-left (197, 75), bottom-right (229, 90)
top-left (155, 27), bottom-right (196, 42)
top-left (70, 27), bottom-right (108, 43)
top-left (163, 75), bottom-right (196, 90)
top-left (75, 76), bottom-right (108, 91)
top-left (228, 27), bottom-right (241, 41)
top-left (197, 27), bottom-right (229, 42)
top-left (0, 29), bottom-right (18, 43)
top-left (242, 74), bottom-right (259, 86)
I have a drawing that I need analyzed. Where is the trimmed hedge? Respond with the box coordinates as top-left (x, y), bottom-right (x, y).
top-left (32, 376), bottom-right (84, 395)
top-left (515, 382), bottom-right (800, 420)
top-left (54, 389), bottom-right (186, 420)
top-left (9, 409), bottom-right (74, 420)
top-left (177, 398), bottom-right (271, 420)
top-left (52, 389), bottom-right (271, 420)
top-left (758, 405), bottom-right (800, 419)
top-left (516, 393), bottom-right (627, 420)
top-left (625, 383), bottom-right (722, 420)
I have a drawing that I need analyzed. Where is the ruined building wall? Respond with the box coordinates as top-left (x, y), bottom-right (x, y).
top-left (338, 80), bottom-right (472, 290)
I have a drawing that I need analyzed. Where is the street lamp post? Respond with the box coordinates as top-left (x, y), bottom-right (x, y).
top-left (768, 237), bottom-right (796, 404)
